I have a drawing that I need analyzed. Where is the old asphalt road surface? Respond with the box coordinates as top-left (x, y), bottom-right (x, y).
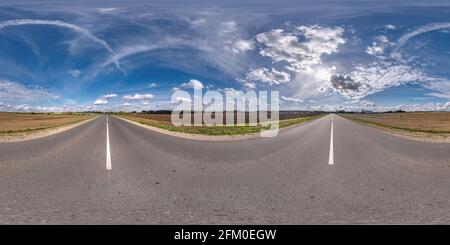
top-left (0, 115), bottom-right (449, 224)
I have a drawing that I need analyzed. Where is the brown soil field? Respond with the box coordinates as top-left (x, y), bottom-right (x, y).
top-left (0, 112), bottom-right (94, 134)
top-left (342, 112), bottom-right (450, 134)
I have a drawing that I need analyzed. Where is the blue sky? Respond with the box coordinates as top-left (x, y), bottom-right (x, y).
top-left (0, 0), bottom-right (450, 112)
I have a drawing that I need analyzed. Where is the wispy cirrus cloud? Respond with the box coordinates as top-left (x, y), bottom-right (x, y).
top-left (90, 44), bottom-right (158, 78)
top-left (0, 19), bottom-right (125, 75)
top-left (392, 22), bottom-right (450, 59)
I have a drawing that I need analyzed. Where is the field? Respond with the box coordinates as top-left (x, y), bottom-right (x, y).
top-left (341, 112), bottom-right (450, 135)
top-left (116, 112), bottom-right (323, 135)
top-left (0, 112), bottom-right (95, 134)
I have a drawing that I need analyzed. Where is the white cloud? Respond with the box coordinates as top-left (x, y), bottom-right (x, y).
top-left (396, 102), bottom-right (450, 111)
top-left (340, 62), bottom-right (426, 99)
top-left (246, 68), bottom-right (290, 85)
top-left (92, 102), bottom-right (156, 112)
top-left (96, 8), bottom-right (123, 14)
top-left (335, 22), bottom-right (450, 101)
top-left (427, 92), bottom-right (450, 100)
top-left (254, 25), bottom-right (345, 74)
top-left (0, 102), bottom-right (98, 113)
top-left (423, 78), bottom-right (450, 99)
top-left (220, 21), bottom-right (238, 34)
top-left (122, 93), bottom-right (154, 100)
top-left (329, 58), bottom-right (450, 102)
top-left (16, 104), bottom-right (32, 111)
top-left (0, 79), bottom-right (59, 101)
top-left (365, 35), bottom-right (392, 57)
top-left (285, 72), bottom-right (331, 100)
top-left (365, 43), bottom-right (384, 56)
top-left (242, 82), bottom-right (256, 89)
top-left (445, 102), bottom-right (450, 109)
top-left (102, 93), bottom-right (117, 99)
top-left (229, 39), bottom-right (254, 53)
top-left (190, 18), bottom-right (207, 26)
top-left (384, 24), bottom-right (397, 30)
top-left (359, 100), bottom-right (377, 107)
top-left (303, 101), bottom-right (450, 112)
top-left (68, 69), bottom-right (82, 78)
top-left (94, 99), bottom-right (108, 105)
top-left (314, 22), bottom-right (450, 103)
top-left (148, 82), bottom-right (158, 88)
top-left (174, 97), bottom-right (192, 103)
top-left (375, 35), bottom-right (389, 43)
top-left (0, 103), bottom-right (90, 112)
top-left (244, 25), bottom-right (345, 89)
top-left (173, 20), bottom-right (449, 108)
top-left (180, 79), bottom-right (204, 90)
top-left (281, 96), bottom-right (303, 103)
top-left (92, 93), bottom-right (117, 105)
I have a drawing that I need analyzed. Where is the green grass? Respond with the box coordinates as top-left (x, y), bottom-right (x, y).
top-left (341, 115), bottom-right (450, 135)
top-left (118, 114), bottom-right (323, 136)
top-left (279, 116), bottom-right (323, 128)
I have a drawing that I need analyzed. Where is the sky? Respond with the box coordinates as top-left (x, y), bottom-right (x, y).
top-left (0, 0), bottom-right (450, 112)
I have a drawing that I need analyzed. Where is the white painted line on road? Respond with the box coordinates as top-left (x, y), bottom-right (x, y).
top-left (106, 117), bottom-right (112, 170)
top-left (328, 115), bottom-right (334, 165)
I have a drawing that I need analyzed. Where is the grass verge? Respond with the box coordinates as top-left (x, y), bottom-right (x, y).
top-left (117, 114), bottom-right (323, 136)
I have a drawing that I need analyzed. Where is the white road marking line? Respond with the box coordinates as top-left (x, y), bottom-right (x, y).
top-left (106, 117), bottom-right (112, 170)
top-left (328, 115), bottom-right (334, 165)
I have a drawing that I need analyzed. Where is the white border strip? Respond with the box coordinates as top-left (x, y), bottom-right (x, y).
top-left (106, 117), bottom-right (112, 170)
top-left (328, 116), bottom-right (334, 165)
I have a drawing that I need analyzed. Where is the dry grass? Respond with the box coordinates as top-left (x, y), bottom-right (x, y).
top-left (341, 112), bottom-right (450, 134)
top-left (0, 112), bottom-right (94, 134)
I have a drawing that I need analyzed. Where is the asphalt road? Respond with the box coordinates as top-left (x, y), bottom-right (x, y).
top-left (0, 114), bottom-right (449, 224)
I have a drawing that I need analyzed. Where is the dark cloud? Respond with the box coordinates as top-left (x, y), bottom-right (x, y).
top-left (330, 74), bottom-right (361, 91)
